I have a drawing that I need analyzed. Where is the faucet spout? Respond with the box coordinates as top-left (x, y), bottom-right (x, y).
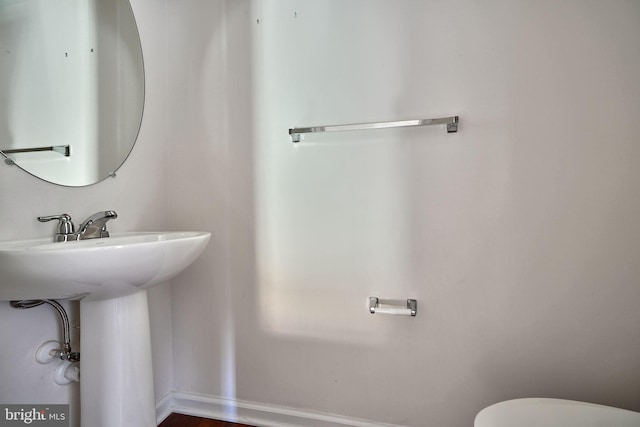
top-left (78, 210), bottom-right (118, 239)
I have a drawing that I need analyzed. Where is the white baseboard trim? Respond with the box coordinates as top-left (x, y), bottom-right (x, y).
top-left (155, 392), bottom-right (173, 425)
top-left (157, 391), bottom-right (406, 427)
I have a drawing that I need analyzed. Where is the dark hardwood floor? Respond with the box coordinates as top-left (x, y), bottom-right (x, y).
top-left (159, 413), bottom-right (255, 427)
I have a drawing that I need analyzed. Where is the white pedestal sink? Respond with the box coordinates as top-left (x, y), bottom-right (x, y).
top-left (0, 231), bottom-right (211, 427)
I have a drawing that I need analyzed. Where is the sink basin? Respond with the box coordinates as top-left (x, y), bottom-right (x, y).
top-left (0, 230), bottom-right (211, 427)
top-left (0, 231), bottom-right (210, 301)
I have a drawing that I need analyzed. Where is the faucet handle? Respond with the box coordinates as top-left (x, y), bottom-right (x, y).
top-left (37, 214), bottom-right (76, 241)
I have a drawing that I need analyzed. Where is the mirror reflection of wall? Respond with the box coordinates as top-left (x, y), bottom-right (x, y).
top-left (0, 0), bottom-right (144, 187)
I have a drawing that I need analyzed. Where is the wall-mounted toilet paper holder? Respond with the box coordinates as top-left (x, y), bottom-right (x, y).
top-left (369, 297), bottom-right (417, 317)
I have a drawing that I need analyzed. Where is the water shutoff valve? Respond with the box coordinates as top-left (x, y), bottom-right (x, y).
top-left (35, 340), bottom-right (62, 364)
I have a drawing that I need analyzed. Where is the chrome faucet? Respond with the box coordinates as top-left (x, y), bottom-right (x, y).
top-left (38, 210), bottom-right (118, 242)
top-left (77, 210), bottom-right (118, 239)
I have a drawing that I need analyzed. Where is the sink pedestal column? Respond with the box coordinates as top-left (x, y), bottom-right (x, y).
top-left (80, 290), bottom-right (156, 427)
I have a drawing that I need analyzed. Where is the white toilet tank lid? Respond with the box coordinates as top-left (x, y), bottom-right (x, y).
top-left (474, 398), bottom-right (640, 427)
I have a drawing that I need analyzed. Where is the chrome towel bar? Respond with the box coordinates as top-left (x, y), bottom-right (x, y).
top-left (1, 145), bottom-right (71, 157)
top-left (289, 116), bottom-right (458, 142)
top-left (369, 297), bottom-right (417, 317)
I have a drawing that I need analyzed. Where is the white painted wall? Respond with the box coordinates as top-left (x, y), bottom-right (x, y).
top-left (166, 1), bottom-right (640, 426)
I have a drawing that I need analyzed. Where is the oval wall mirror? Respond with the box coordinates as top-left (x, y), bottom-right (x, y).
top-left (0, 0), bottom-right (144, 187)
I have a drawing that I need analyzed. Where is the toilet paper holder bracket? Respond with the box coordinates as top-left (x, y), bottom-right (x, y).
top-left (369, 297), bottom-right (417, 317)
